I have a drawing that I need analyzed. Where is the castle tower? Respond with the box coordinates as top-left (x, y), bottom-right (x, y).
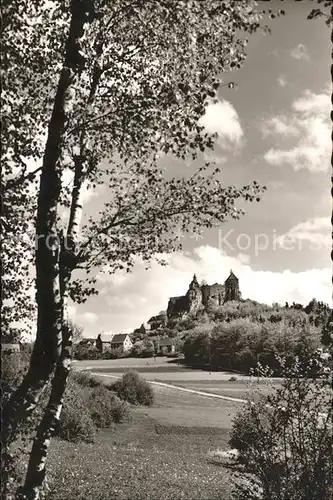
top-left (186, 274), bottom-right (202, 313)
top-left (224, 270), bottom-right (241, 301)
top-left (188, 274), bottom-right (199, 289)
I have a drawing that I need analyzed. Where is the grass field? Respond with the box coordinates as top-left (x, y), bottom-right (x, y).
top-left (75, 356), bottom-right (281, 427)
top-left (46, 412), bottom-right (234, 500)
top-left (45, 357), bottom-right (276, 499)
top-left (75, 356), bottom-right (281, 402)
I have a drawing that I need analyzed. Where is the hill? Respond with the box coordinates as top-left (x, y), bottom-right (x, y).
top-left (134, 295), bottom-right (331, 375)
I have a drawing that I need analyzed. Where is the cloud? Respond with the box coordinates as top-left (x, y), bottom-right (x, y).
top-left (78, 311), bottom-right (98, 324)
top-left (199, 100), bottom-right (243, 149)
top-left (68, 304), bottom-right (77, 320)
top-left (78, 245), bottom-right (331, 334)
top-left (277, 217), bottom-right (331, 248)
top-left (263, 89), bottom-right (330, 172)
top-left (290, 43), bottom-right (309, 60)
top-left (261, 116), bottom-right (299, 137)
top-left (277, 75), bottom-right (288, 88)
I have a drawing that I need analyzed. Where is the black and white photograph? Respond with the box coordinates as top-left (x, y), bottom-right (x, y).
top-left (1, 1), bottom-right (332, 499)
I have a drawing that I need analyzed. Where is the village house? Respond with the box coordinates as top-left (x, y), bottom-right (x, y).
top-left (110, 333), bottom-right (133, 352)
top-left (147, 313), bottom-right (167, 331)
top-left (96, 333), bottom-right (133, 353)
top-left (138, 323), bottom-right (151, 335)
top-left (81, 337), bottom-right (98, 347)
top-left (155, 337), bottom-right (176, 354)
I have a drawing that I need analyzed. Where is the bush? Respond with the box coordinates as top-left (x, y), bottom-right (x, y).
top-left (112, 371), bottom-right (154, 406)
top-left (131, 342), bottom-right (144, 357)
top-left (102, 347), bottom-right (124, 360)
top-left (70, 370), bottom-right (102, 389)
top-left (74, 344), bottom-right (100, 360)
top-left (88, 385), bottom-right (131, 428)
top-left (58, 375), bottom-right (131, 442)
top-left (1, 353), bottom-right (22, 399)
top-left (58, 379), bottom-right (96, 443)
top-left (229, 358), bottom-right (332, 500)
top-left (109, 394), bottom-right (132, 424)
top-left (1, 351), bottom-right (31, 405)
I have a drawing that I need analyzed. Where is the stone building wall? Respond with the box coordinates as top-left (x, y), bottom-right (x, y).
top-left (167, 271), bottom-right (242, 319)
top-left (201, 284), bottom-right (225, 306)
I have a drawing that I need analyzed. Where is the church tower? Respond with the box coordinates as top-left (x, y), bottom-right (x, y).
top-left (224, 270), bottom-right (241, 301)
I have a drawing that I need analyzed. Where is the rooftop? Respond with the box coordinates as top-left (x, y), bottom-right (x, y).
top-left (111, 333), bottom-right (131, 343)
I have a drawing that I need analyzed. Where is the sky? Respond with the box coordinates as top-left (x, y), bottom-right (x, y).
top-left (72, 1), bottom-right (331, 337)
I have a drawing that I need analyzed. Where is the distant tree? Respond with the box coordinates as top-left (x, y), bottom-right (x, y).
top-left (321, 312), bottom-right (333, 350)
top-left (141, 340), bottom-right (155, 358)
top-left (74, 342), bottom-right (99, 360)
top-left (102, 346), bottom-right (124, 359)
top-left (68, 320), bottom-right (83, 345)
top-left (131, 341), bottom-right (144, 357)
top-left (304, 298), bottom-right (318, 314)
top-left (183, 325), bottom-right (213, 366)
top-left (291, 302), bottom-right (304, 311)
top-left (96, 334), bottom-right (103, 354)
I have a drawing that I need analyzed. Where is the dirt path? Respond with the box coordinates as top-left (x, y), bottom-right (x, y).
top-left (89, 371), bottom-right (247, 404)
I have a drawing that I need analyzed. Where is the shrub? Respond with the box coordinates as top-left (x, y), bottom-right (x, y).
top-left (74, 344), bottom-right (100, 360)
top-left (70, 370), bottom-right (102, 389)
top-left (141, 340), bottom-right (155, 358)
top-left (112, 371), bottom-right (154, 406)
top-left (57, 376), bottom-right (132, 442)
top-left (1, 351), bottom-right (32, 406)
top-left (1, 353), bottom-right (23, 400)
top-left (102, 347), bottom-right (124, 360)
top-left (58, 379), bottom-right (96, 443)
top-left (109, 395), bottom-right (132, 424)
top-left (229, 358), bottom-right (332, 500)
top-left (88, 385), bottom-right (131, 428)
top-left (131, 342), bottom-right (144, 357)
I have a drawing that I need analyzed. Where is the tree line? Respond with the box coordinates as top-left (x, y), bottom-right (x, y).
top-left (180, 299), bottom-right (331, 374)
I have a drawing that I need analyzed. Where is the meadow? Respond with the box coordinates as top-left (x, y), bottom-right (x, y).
top-left (75, 356), bottom-right (281, 403)
top-left (44, 358), bottom-right (257, 499)
top-left (24, 355), bottom-right (330, 499)
top-left (46, 411), bottom-right (234, 500)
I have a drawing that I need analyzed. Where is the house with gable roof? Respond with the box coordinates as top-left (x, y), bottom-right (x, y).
top-left (96, 332), bottom-right (133, 353)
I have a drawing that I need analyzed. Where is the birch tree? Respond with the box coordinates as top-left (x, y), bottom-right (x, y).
top-left (1, 1), bottom-right (273, 498)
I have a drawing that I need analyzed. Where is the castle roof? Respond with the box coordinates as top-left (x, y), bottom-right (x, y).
top-left (225, 270), bottom-right (238, 282)
top-left (189, 273), bottom-right (200, 288)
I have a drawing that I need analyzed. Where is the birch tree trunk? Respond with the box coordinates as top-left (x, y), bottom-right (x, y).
top-left (19, 156), bottom-right (90, 500)
top-left (17, 35), bottom-right (103, 500)
top-left (17, 23), bottom-right (104, 496)
top-left (18, 271), bottom-right (72, 500)
top-left (2, 3), bottom-right (95, 498)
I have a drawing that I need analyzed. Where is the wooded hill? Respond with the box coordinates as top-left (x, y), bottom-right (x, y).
top-left (144, 298), bottom-right (332, 374)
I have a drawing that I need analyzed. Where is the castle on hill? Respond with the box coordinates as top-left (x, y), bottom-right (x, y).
top-left (167, 270), bottom-right (241, 319)
top-left (135, 271), bottom-right (242, 335)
